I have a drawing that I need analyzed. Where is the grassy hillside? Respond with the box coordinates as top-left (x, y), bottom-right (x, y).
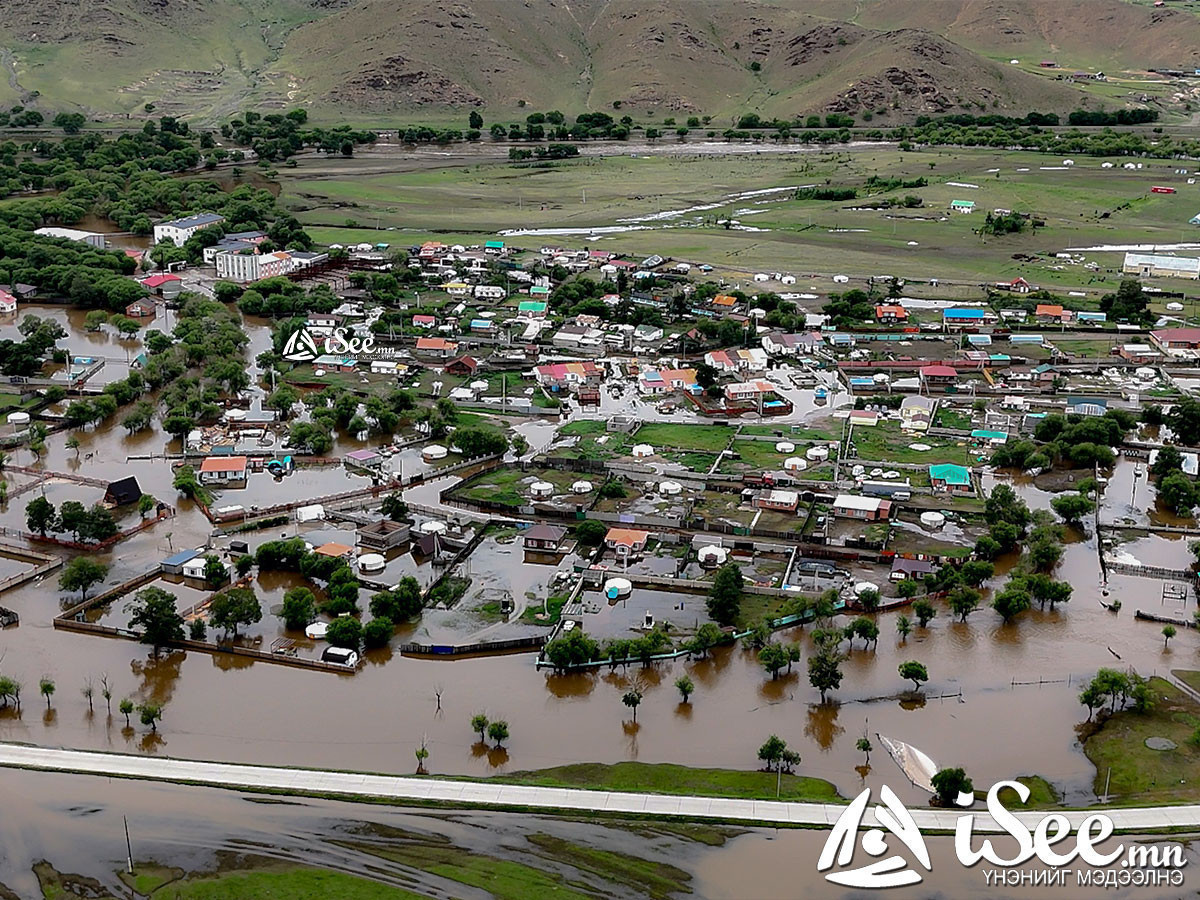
top-left (2, 0), bottom-right (1195, 123)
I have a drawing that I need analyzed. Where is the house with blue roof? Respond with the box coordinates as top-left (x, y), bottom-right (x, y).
top-left (160, 548), bottom-right (202, 576)
top-left (1066, 397), bottom-right (1108, 417)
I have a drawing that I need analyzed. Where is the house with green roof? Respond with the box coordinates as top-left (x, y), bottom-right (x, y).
top-left (929, 463), bottom-right (972, 493)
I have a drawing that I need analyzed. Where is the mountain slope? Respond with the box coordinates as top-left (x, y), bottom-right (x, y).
top-left (1, 0), bottom-right (1191, 122)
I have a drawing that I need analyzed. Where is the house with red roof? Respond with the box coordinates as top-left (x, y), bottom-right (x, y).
top-left (919, 365), bottom-right (958, 388)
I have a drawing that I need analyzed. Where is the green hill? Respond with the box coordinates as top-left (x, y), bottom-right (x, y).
top-left (2, 0), bottom-right (1196, 123)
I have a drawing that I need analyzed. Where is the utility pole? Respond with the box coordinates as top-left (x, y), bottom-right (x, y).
top-left (124, 816), bottom-right (133, 875)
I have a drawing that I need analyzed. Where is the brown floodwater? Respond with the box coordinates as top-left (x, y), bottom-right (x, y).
top-left (0, 306), bottom-right (1191, 815)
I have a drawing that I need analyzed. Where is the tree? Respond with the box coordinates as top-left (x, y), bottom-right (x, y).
top-left (172, 465), bottom-right (203, 500)
top-left (65, 436), bottom-right (80, 457)
top-left (947, 586), bottom-right (981, 622)
top-left (1163, 624), bottom-right (1177, 648)
top-left (992, 582), bottom-right (1031, 623)
top-left (898, 660), bottom-right (928, 692)
top-left (25, 496), bottom-right (57, 536)
top-left (280, 586), bottom-right (317, 630)
top-left (125, 586), bottom-right (184, 657)
top-left (58, 557), bottom-right (109, 601)
top-left (684, 622), bottom-right (725, 658)
top-left (1051, 494), bottom-right (1099, 528)
top-left (931, 767), bottom-right (973, 807)
top-left (912, 599), bottom-right (936, 628)
top-left (380, 493), bottom-right (409, 522)
top-left (856, 588), bottom-right (881, 614)
top-left (757, 734), bottom-right (787, 772)
top-left (1159, 471), bottom-right (1199, 516)
top-left (544, 629), bottom-right (600, 671)
top-left (487, 719), bottom-right (509, 748)
top-left (326, 617), bottom-right (362, 650)
top-left (896, 615), bottom-right (912, 640)
top-left (844, 616), bottom-right (879, 649)
top-left (575, 520), bottom-right (607, 546)
top-left (189, 618), bottom-right (207, 640)
top-left (807, 649), bottom-right (844, 702)
top-left (208, 588), bottom-right (262, 639)
top-left (39, 677), bottom-right (55, 709)
top-left (100, 674), bottom-right (112, 714)
top-left (81, 678), bottom-right (95, 712)
top-left (80, 504), bottom-right (117, 543)
top-left (707, 562), bottom-right (744, 626)
top-left (675, 675), bottom-right (694, 703)
top-left (469, 110), bottom-right (484, 129)
top-left (471, 713), bottom-right (489, 743)
top-left (759, 643), bottom-right (789, 679)
top-left (856, 736), bottom-right (872, 765)
top-left (1167, 397), bottom-right (1200, 447)
top-left (363, 617), bottom-right (393, 648)
top-left (896, 579), bottom-right (919, 599)
top-left (137, 494), bottom-right (157, 518)
top-left (119, 698), bottom-right (134, 727)
top-left (984, 484), bottom-right (1031, 533)
top-left (622, 687), bottom-right (644, 722)
top-left (138, 702), bottom-right (163, 732)
top-left (370, 576), bottom-right (423, 623)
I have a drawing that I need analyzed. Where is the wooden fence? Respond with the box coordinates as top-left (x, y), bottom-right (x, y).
top-left (396, 636), bottom-right (546, 658)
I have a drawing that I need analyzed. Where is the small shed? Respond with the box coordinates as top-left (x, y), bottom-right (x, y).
top-left (160, 548), bottom-right (201, 576)
top-left (104, 476), bottom-right (142, 507)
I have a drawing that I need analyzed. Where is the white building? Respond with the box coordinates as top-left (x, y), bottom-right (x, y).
top-left (153, 213), bottom-right (226, 248)
top-left (34, 227), bottom-right (107, 249)
top-left (215, 250), bottom-right (293, 283)
top-left (474, 284), bottom-right (506, 300)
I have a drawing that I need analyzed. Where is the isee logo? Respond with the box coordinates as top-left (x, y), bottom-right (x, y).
top-left (281, 326), bottom-right (382, 362)
top-left (281, 327), bottom-right (321, 362)
top-left (818, 785), bottom-right (930, 888)
top-left (819, 781), bottom-right (1186, 890)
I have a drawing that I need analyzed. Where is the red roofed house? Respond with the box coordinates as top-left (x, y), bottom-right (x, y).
top-left (444, 355), bottom-right (479, 376)
top-left (1149, 327), bottom-right (1200, 361)
top-left (415, 337), bottom-right (458, 358)
top-left (919, 365), bottom-right (958, 388)
top-left (198, 455), bottom-right (248, 486)
top-left (874, 305), bottom-right (908, 324)
top-left (140, 273), bottom-right (183, 300)
top-left (704, 350), bottom-right (736, 371)
top-left (605, 527), bottom-right (650, 560)
top-left (1035, 304), bottom-right (1070, 324)
top-left (0, 290), bottom-right (16, 315)
top-left (412, 314), bottom-right (436, 329)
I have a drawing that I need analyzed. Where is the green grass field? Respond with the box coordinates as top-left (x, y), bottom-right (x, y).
top-left (493, 761), bottom-right (840, 803)
top-left (848, 420), bottom-right (983, 466)
top-left (279, 144), bottom-right (1200, 290)
top-left (1083, 677), bottom-right (1200, 805)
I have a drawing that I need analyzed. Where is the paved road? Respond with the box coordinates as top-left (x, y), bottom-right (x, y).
top-left (1, 743), bottom-right (1198, 832)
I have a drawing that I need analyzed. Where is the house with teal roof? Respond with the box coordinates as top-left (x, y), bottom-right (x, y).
top-left (929, 463), bottom-right (972, 493)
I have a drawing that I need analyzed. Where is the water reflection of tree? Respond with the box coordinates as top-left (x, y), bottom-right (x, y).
top-left (757, 671), bottom-right (798, 703)
top-left (622, 720), bottom-right (640, 759)
top-left (130, 649), bottom-right (184, 707)
top-left (804, 702), bottom-right (844, 751)
top-left (544, 672), bottom-right (597, 699)
top-left (139, 730), bottom-right (166, 754)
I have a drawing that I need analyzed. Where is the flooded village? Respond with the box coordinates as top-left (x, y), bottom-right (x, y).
top-left (0, 216), bottom-right (1196, 807)
top-left (4, 115), bottom-right (1200, 896)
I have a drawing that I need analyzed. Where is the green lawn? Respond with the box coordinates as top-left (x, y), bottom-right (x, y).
top-left (452, 467), bottom-right (580, 507)
top-left (158, 867), bottom-right (427, 900)
top-left (995, 775), bottom-right (1060, 810)
top-left (848, 420), bottom-right (980, 466)
top-left (632, 422), bottom-right (737, 453)
top-left (493, 761), bottom-right (840, 803)
top-left (520, 593), bottom-right (568, 625)
top-left (1173, 669), bottom-right (1200, 695)
top-left (1082, 677), bottom-right (1200, 805)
